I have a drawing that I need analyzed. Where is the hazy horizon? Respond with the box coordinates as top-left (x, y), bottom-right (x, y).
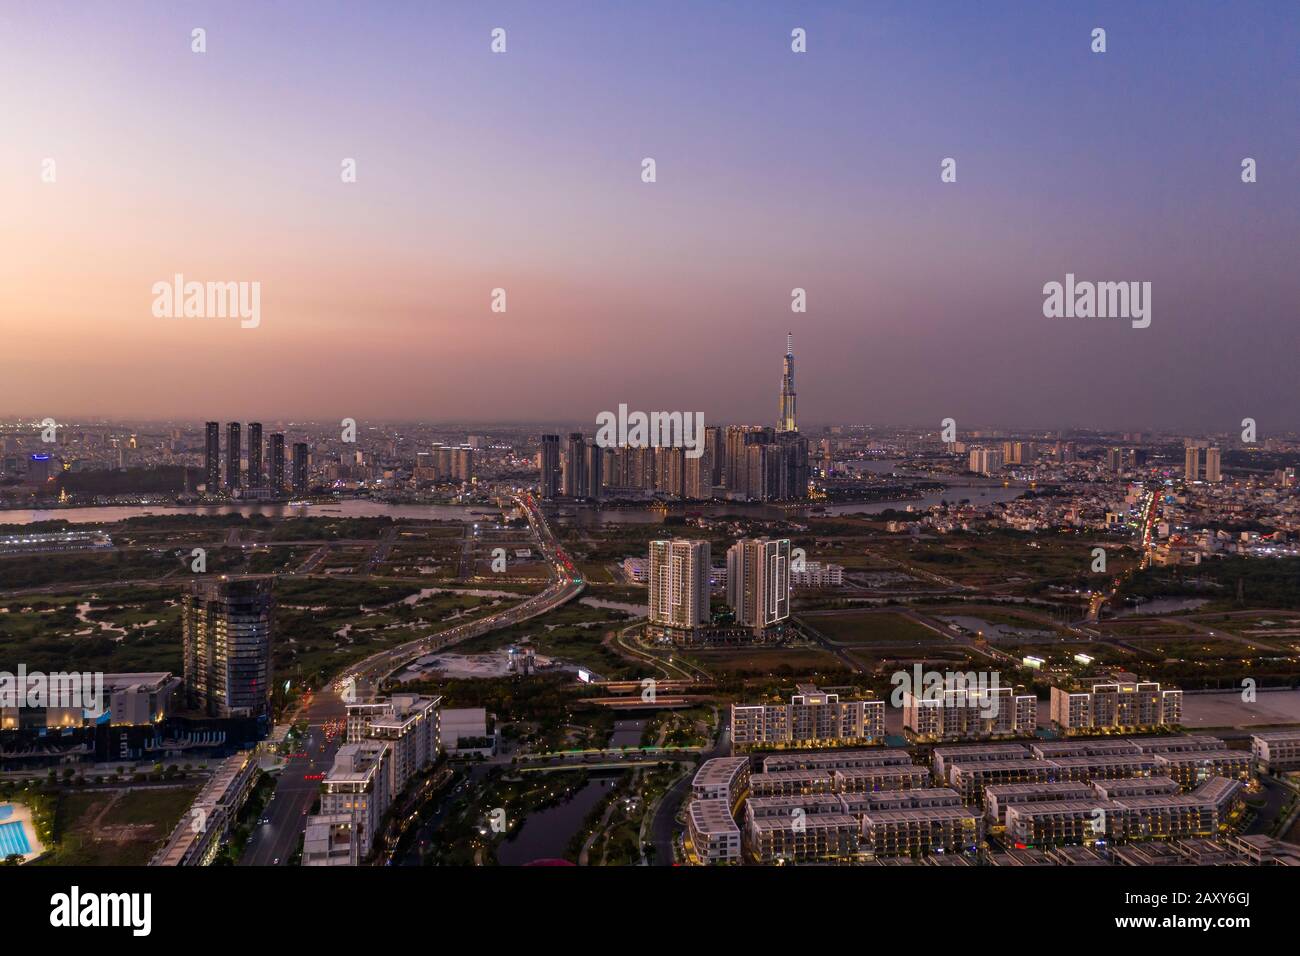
top-left (4, 1), bottom-right (1298, 431)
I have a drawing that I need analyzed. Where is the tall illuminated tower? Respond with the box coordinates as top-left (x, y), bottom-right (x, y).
top-left (778, 332), bottom-right (797, 433)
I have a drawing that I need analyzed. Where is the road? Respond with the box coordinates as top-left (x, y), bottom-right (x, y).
top-left (649, 711), bottom-right (730, 865)
top-left (336, 493), bottom-right (582, 688)
top-left (243, 493), bottom-right (580, 865)
top-left (240, 699), bottom-right (343, 866)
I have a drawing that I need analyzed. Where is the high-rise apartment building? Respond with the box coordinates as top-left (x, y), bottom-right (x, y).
top-left (969, 446), bottom-right (1004, 476)
top-left (648, 539), bottom-right (711, 634)
top-left (1204, 446), bottom-right (1222, 483)
top-left (584, 442), bottom-right (603, 501)
top-left (1185, 446), bottom-right (1201, 482)
top-left (247, 422), bottom-right (263, 488)
top-left (292, 442), bottom-right (309, 496)
top-left (561, 433), bottom-right (586, 497)
top-left (225, 422), bottom-right (241, 490)
top-left (726, 538), bottom-right (791, 633)
top-left (205, 421), bottom-right (221, 492)
top-left (182, 577), bottom-right (274, 719)
top-left (269, 433), bottom-right (285, 493)
top-left (538, 434), bottom-right (561, 499)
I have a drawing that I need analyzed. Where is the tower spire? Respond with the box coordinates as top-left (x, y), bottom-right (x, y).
top-left (779, 333), bottom-right (797, 433)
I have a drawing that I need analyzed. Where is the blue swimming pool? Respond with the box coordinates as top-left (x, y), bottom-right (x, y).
top-left (0, 820), bottom-right (32, 857)
top-left (0, 804), bottom-right (12, 821)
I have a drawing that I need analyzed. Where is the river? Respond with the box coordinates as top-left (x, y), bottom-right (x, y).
top-left (495, 772), bottom-right (626, 866)
top-left (0, 468), bottom-right (1027, 528)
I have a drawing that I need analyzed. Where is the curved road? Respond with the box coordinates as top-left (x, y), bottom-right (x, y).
top-left (241, 493), bottom-right (582, 867)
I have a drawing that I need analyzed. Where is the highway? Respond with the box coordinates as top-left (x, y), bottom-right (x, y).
top-left (335, 493), bottom-right (583, 688)
top-left (242, 492), bottom-right (582, 866)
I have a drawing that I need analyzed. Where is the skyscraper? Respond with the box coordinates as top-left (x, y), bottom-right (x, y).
top-left (584, 442), bottom-right (603, 501)
top-left (269, 433), bottom-right (285, 494)
top-left (538, 434), bottom-right (561, 499)
top-left (225, 422), bottom-right (241, 490)
top-left (1184, 446), bottom-right (1201, 482)
top-left (648, 539), bottom-right (711, 634)
top-left (778, 332), bottom-right (797, 433)
top-left (292, 442), bottom-right (309, 495)
top-left (1204, 447), bottom-right (1222, 483)
top-left (562, 433), bottom-right (587, 497)
top-left (204, 421), bottom-right (221, 492)
top-left (182, 577), bottom-right (274, 719)
top-left (248, 422), bottom-right (263, 489)
top-left (726, 538), bottom-right (791, 633)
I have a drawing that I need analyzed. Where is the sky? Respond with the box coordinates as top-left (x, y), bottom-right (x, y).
top-left (1, 1), bottom-right (1298, 432)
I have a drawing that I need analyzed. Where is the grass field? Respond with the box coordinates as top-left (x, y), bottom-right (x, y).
top-left (684, 646), bottom-right (850, 678)
top-left (805, 611), bottom-right (946, 645)
top-left (36, 785), bottom-right (201, 866)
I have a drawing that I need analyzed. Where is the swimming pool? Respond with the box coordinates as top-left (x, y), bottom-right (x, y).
top-left (0, 820), bottom-right (32, 857)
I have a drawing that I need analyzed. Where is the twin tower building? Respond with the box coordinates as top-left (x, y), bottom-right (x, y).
top-left (647, 537), bottom-right (792, 645)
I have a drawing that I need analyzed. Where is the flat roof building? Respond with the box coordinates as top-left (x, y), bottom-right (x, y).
top-left (692, 757), bottom-right (751, 806)
top-left (732, 685), bottom-right (884, 751)
top-left (1251, 730), bottom-right (1300, 773)
top-left (1049, 680), bottom-right (1181, 734)
top-left (687, 798), bottom-right (741, 864)
top-left (984, 782), bottom-right (1095, 825)
top-left (1152, 750), bottom-right (1252, 789)
top-left (860, 806), bottom-right (983, 858)
top-left (932, 743), bottom-right (1029, 782)
top-left (903, 685), bottom-right (1037, 742)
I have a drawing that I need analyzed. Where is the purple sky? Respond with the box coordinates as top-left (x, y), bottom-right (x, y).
top-left (2, 1), bottom-right (1298, 432)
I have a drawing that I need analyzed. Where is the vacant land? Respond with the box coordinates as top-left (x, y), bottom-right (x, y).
top-left (36, 785), bottom-right (201, 866)
top-left (806, 610), bottom-right (945, 645)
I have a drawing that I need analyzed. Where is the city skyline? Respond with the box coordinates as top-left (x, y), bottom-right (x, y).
top-left (4, 2), bottom-right (1298, 429)
top-left (5, 0), bottom-right (1300, 921)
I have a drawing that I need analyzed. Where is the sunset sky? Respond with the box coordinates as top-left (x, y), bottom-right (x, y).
top-left (2, 1), bottom-right (1298, 430)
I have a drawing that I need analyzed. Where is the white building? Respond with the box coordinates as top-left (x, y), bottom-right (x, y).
top-left (789, 561), bottom-right (844, 588)
top-left (1252, 730), bottom-right (1300, 773)
top-left (732, 685), bottom-right (885, 750)
top-left (648, 539), bottom-right (711, 632)
top-left (440, 707), bottom-right (493, 756)
top-left (306, 693), bottom-right (442, 866)
top-left (726, 538), bottom-right (791, 631)
top-left (1049, 680), bottom-right (1182, 733)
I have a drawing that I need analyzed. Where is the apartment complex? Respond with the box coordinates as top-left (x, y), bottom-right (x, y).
top-left (725, 537), bottom-right (791, 636)
top-left (743, 786), bottom-right (980, 863)
top-left (647, 539), bottom-right (711, 639)
top-left (687, 798), bottom-right (742, 864)
top-left (731, 685), bottom-right (885, 751)
top-left (902, 685), bottom-right (1037, 742)
top-left (1002, 776), bottom-right (1241, 847)
top-left (304, 694), bottom-right (442, 866)
top-left (691, 756), bottom-right (751, 806)
top-left (1049, 678), bottom-right (1182, 733)
top-left (1252, 730), bottom-right (1300, 773)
